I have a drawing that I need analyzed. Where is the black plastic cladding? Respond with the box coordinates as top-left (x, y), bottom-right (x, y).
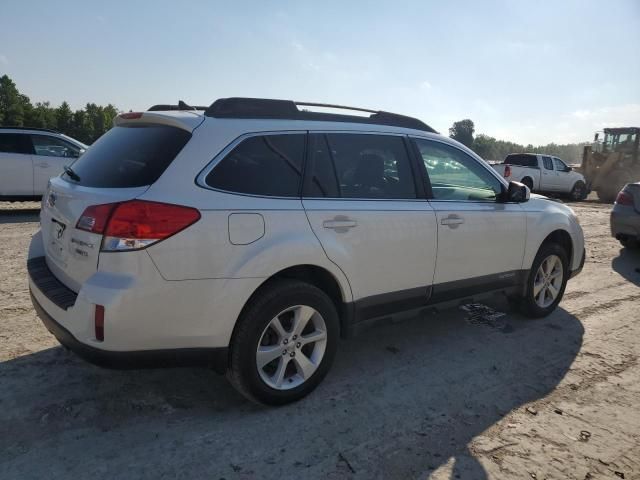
top-left (204, 97), bottom-right (437, 133)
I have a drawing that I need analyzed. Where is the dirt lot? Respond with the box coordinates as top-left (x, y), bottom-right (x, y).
top-left (1, 199), bottom-right (639, 480)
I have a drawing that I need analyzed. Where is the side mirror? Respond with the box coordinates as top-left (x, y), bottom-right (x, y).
top-left (565, 166), bottom-right (572, 172)
top-left (506, 181), bottom-right (530, 203)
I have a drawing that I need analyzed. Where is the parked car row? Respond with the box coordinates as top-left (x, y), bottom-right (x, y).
top-left (5, 99), bottom-right (636, 404)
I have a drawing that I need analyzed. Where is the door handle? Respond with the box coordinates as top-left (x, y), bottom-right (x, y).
top-left (323, 216), bottom-right (357, 232)
top-left (441, 214), bottom-right (465, 228)
top-left (36, 162), bottom-right (50, 168)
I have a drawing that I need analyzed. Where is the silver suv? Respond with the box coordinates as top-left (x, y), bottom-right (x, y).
top-left (28, 98), bottom-right (585, 405)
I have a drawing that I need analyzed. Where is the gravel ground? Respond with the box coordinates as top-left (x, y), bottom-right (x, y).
top-left (1, 198), bottom-right (639, 480)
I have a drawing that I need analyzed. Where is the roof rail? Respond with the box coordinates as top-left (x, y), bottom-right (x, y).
top-left (204, 97), bottom-right (437, 133)
top-left (0, 126), bottom-right (60, 134)
top-left (147, 100), bottom-right (208, 112)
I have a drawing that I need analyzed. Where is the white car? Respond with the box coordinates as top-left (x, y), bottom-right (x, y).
top-left (0, 127), bottom-right (87, 199)
top-left (492, 153), bottom-right (588, 201)
top-left (28, 98), bottom-right (586, 405)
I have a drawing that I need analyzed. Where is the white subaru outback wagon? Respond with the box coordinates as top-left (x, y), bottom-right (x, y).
top-left (28, 98), bottom-right (585, 405)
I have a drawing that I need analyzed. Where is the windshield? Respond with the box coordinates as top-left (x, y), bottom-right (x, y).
top-left (603, 132), bottom-right (637, 153)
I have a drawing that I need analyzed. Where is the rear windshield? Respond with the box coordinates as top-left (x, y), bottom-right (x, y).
top-left (504, 154), bottom-right (538, 167)
top-left (63, 125), bottom-right (191, 188)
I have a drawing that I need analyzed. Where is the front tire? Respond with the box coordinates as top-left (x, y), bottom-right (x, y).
top-left (227, 279), bottom-right (339, 405)
top-left (518, 243), bottom-right (569, 318)
top-left (569, 181), bottom-right (587, 201)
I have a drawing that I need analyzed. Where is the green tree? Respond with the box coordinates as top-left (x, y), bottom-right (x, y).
top-left (0, 74), bottom-right (119, 144)
top-left (56, 101), bottom-right (73, 133)
top-left (0, 74), bottom-right (25, 125)
top-left (449, 119), bottom-right (475, 148)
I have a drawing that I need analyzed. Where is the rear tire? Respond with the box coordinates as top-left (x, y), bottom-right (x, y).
top-left (517, 243), bottom-right (570, 318)
top-left (521, 177), bottom-right (534, 191)
top-left (227, 279), bottom-right (339, 405)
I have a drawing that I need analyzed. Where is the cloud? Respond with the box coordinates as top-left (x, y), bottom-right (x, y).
top-left (567, 104), bottom-right (640, 130)
top-left (419, 80), bottom-right (432, 90)
top-left (0, 54), bottom-right (8, 65)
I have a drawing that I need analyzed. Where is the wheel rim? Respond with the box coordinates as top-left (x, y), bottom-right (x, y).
top-left (572, 184), bottom-right (583, 200)
top-left (533, 255), bottom-right (564, 308)
top-left (256, 305), bottom-right (327, 390)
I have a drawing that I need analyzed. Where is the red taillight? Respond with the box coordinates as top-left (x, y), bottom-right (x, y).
top-left (615, 191), bottom-right (633, 206)
top-left (119, 112), bottom-right (143, 120)
top-left (77, 200), bottom-right (200, 251)
top-left (95, 305), bottom-right (105, 341)
top-left (76, 203), bottom-right (118, 233)
top-left (504, 165), bottom-right (512, 178)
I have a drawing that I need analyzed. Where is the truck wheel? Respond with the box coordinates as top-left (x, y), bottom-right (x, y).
top-left (227, 279), bottom-right (339, 405)
top-left (517, 243), bottom-right (569, 318)
top-left (521, 177), bottom-right (534, 191)
top-left (569, 181), bottom-right (587, 201)
top-left (597, 189), bottom-right (616, 203)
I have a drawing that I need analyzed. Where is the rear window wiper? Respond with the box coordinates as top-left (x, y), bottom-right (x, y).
top-left (63, 165), bottom-right (81, 182)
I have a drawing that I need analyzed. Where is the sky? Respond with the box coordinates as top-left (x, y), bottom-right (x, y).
top-left (1, 0), bottom-right (639, 145)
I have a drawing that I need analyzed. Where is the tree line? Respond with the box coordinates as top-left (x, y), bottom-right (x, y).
top-left (1, 74), bottom-right (588, 161)
top-left (449, 119), bottom-right (587, 164)
top-left (0, 74), bottom-right (118, 145)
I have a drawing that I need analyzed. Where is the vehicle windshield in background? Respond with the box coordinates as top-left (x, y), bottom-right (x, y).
top-left (63, 125), bottom-right (191, 188)
top-left (504, 154), bottom-right (537, 167)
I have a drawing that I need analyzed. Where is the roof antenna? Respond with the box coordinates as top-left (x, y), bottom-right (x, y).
top-left (178, 100), bottom-right (195, 111)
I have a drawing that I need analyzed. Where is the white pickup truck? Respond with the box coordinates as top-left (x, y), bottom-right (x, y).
top-left (493, 153), bottom-right (588, 201)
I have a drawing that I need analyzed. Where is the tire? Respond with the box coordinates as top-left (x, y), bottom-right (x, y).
top-left (227, 279), bottom-right (339, 405)
top-left (517, 243), bottom-right (570, 318)
top-left (521, 177), bottom-right (534, 191)
top-left (620, 238), bottom-right (639, 249)
top-left (569, 181), bottom-right (587, 201)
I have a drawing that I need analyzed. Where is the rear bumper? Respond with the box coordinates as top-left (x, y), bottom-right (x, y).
top-left (30, 289), bottom-right (228, 373)
top-left (611, 208), bottom-right (640, 240)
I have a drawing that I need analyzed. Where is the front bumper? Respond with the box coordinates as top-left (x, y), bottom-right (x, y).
top-left (570, 248), bottom-right (586, 279)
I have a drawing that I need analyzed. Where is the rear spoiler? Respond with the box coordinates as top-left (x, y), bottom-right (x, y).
top-left (147, 101), bottom-right (207, 112)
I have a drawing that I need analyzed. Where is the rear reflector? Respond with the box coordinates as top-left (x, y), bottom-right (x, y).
top-left (615, 191), bottom-right (633, 206)
top-left (76, 200), bottom-right (201, 251)
top-left (95, 305), bottom-right (105, 341)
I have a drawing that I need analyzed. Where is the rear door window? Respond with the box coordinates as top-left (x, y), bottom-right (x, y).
top-left (303, 133), bottom-right (416, 199)
top-left (205, 134), bottom-right (305, 197)
top-left (64, 125), bottom-right (191, 188)
top-left (0, 133), bottom-right (33, 154)
top-left (504, 154), bottom-right (537, 167)
top-left (542, 156), bottom-right (554, 170)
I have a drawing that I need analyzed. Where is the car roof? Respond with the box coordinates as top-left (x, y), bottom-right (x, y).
top-left (0, 126), bottom-right (60, 134)
top-left (139, 97), bottom-right (437, 134)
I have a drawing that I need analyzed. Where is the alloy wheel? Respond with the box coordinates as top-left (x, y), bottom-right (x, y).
top-left (256, 305), bottom-right (327, 390)
top-left (533, 254), bottom-right (564, 308)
